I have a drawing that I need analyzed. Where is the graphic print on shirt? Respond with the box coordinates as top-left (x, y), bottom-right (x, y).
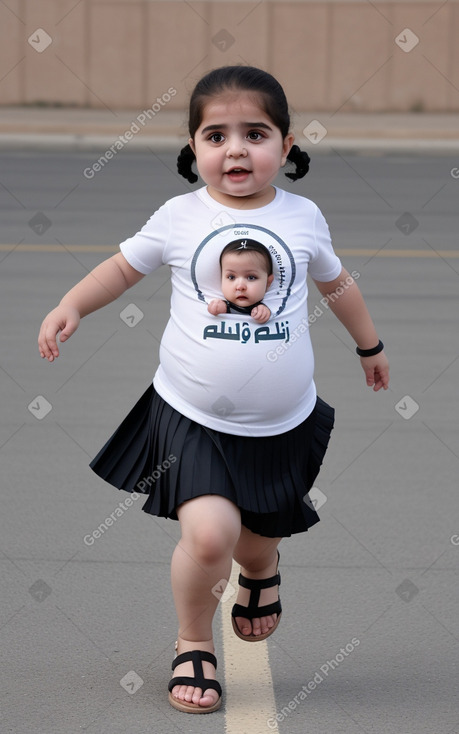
top-left (191, 223), bottom-right (295, 346)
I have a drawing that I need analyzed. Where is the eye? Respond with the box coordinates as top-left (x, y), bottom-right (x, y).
top-left (247, 131), bottom-right (264, 141)
top-left (247, 275), bottom-right (257, 281)
top-left (209, 132), bottom-right (225, 143)
top-left (227, 274), bottom-right (235, 280)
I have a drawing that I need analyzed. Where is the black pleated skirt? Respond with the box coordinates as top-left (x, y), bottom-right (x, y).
top-left (89, 385), bottom-right (335, 538)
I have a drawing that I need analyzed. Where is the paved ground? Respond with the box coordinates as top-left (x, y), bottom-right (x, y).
top-left (1, 149), bottom-right (458, 734)
top-left (0, 107), bottom-right (459, 152)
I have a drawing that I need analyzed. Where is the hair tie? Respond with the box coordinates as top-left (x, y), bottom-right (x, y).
top-left (177, 144), bottom-right (198, 184)
top-left (285, 144), bottom-right (311, 181)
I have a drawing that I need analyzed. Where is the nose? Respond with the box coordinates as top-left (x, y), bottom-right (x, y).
top-left (235, 278), bottom-right (246, 291)
top-left (226, 135), bottom-right (247, 158)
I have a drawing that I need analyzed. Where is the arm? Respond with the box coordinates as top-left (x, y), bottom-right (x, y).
top-left (313, 267), bottom-right (389, 391)
top-left (250, 303), bottom-right (271, 323)
top-left (208, 298), bottom-right (228, 316)
top-left (38, 252), bottom-right (145, 362)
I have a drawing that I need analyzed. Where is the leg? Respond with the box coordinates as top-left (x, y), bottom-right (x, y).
top-left (170, 495), bottom-right (241, 710)
top-left (232, 525), bottom-right (282, 639)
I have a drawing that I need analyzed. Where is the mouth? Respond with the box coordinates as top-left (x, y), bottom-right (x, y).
top-left (225, 167), bottom-right (251, 181)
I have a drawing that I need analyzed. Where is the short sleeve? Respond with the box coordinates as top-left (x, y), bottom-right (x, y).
top-left (307, 206), bottom-right (342, 282)
top-left (119, 201), bottom-right (171, 275)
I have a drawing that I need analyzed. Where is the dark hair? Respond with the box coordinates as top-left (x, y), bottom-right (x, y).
top-left (177, 66), bottom-right (310, 184)
top-left (220, 239), bottom-right (273, 276)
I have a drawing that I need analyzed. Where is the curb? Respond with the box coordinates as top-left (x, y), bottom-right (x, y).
top-left (1, 133), bottom-right (459, 153)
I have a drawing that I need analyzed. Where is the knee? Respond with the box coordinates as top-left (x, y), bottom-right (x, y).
top-left (178, 497), bottom-right (241, 565)
top-left (188, 526), bottom-right (238, 566)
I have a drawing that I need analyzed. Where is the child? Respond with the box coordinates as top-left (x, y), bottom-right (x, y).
top-left (208, 239), bottom-right (274, 323)
top-left (38, 65), bottom-right (389, 715)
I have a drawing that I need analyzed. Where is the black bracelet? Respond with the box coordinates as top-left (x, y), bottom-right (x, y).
top-left (356, 340), bottom-right (384, 357)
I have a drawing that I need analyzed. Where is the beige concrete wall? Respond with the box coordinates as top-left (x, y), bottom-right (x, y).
top-left (0, 0), bottom-right (457, 112)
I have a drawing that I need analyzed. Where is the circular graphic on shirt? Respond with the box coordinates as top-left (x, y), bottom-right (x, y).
top-left (191, 223), bottom-right (295, 317)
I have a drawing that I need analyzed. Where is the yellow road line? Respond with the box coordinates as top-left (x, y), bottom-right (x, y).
top-left (1, 244), bottom-right (458, 258)
top-left (221, 562), bottom-right (279, 733)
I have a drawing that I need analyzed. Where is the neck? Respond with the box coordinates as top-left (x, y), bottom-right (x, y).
top-left (205, 185), bottom-right (276, 209)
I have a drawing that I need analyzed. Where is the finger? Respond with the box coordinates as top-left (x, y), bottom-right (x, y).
top-left (375, 366), bottom-right (389, 390)
top-left (372, 369), bottom-right (389, 391)
top-left (59, 316), bottom-right (79, 343)
top-left (42, 324), bottom-right (62, 360)
top-left (38, 325), bottom-right (58, 361)
top-left (365, 368), bottom-right (375, 387)
top-left (46, 329), bottom-right (61, 356)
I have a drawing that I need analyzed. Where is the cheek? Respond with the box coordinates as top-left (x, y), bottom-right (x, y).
top-left (256, 148), bottom-right (283, 172)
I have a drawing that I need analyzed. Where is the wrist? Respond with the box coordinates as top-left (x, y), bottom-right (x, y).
top-left (356, 340), bottom-right (384, 357)
top-left (59, 299), bottom-right (83, 318)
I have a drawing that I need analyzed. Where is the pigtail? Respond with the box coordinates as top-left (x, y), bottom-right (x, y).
top-left (177, 144), bottom-right (198, 184)
top-left (285, 144), bottom-right (310, 181)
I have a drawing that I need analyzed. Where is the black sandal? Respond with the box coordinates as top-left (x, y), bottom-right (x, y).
top-left (168, 649), bottom-right (222, 714)
top-left (231, 553), bottom-right (282, 642)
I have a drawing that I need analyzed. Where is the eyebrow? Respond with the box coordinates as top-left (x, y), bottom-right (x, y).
top-left (201, 122), bottom-right (273, 135)
top-left (223, 267), bottom-right (263, 275)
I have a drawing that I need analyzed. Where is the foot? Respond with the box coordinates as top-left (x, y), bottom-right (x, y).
top-left (169, 638), bottom-right (220, 710)
top-left (233, 555), bottom-right (280, 639)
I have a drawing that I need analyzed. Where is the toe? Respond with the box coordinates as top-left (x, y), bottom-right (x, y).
top-left (173, 685), bottom-right (218, 708)
top-left (200, 688), bottom-right (219, 708)
top-left (190, 685), bottom-right (202, 704)
top-left (236, 613), bottom-right (278, 637)
top-left (172, 684), bottom-right (186, 701)
top-left (261, 614), bottom-right (276, 634)
top-left (235, 616), bottom-right (253, 636)
top-left (259, 616), bottom-right (269, 634)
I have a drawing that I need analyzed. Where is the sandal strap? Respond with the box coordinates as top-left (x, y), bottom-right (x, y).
top-left (171, 650), bottom-right (217, 671)
top-left (235, 572), bottom-right (281, 613)
top-left (232, 552), bottom-right (281, 622)
top-left (231, 598), bottom-right (282, 620)
top-left (168, 675), bottom-right (222, 696)
top-left (168, 650), bottom-right (222, 697)
top-left (238, 571), bottom-right (281, 591)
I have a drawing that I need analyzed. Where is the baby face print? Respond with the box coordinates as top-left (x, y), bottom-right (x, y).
top-left (221, 250), bottom-right (274, 307)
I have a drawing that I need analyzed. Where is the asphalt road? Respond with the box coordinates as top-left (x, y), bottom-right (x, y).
top-left (1, 149), bottom-right (458, 247)
top-left (1, 150), bottom-right (458, 734)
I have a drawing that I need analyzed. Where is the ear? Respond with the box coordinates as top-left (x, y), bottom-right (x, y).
top-left (188, 137), bottom-right (196, 155)
top-left (281, 132), bottom-right (295, 166)
top-left (266, 274), bottom-right (275, 289)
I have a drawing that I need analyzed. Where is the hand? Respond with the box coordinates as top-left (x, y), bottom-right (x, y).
top-left (251, 303), bottom-right (271, 323)
top-left (208, 299), bottom-right (227, 316)
top-left (360, 351), bottom-right (389, 391)
top-left (38, 304), bottom-right (81, 362)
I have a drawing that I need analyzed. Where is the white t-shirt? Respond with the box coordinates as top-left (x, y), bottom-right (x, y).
top-left (120, 186), bottom-right (342, 436)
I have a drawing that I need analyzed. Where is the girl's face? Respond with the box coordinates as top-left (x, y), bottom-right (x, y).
top-left (221, 251), bottom-right (274, 307)
top-left (189, 91), bottom-right (294, 208)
